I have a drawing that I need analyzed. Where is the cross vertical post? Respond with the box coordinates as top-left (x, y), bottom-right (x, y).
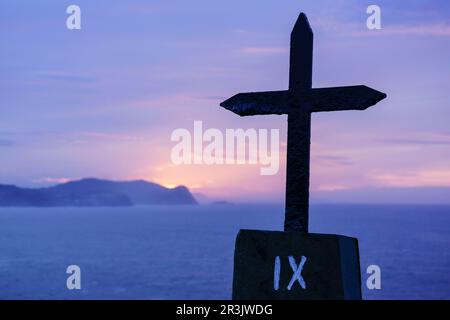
top-left (285, 13), bottom-right (313, 232)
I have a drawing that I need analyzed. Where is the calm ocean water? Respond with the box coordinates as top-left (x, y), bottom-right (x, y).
top-left (0, 203), bottom-right (449, 300)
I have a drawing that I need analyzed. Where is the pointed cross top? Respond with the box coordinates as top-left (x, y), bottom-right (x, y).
top-left (290, 13), bottom-right (313, 91)
top-left (291, 12), bottom-right (313, 38)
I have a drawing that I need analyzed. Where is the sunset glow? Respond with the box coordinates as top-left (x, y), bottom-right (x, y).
top-left (1, 0), bottom-right (450, 203)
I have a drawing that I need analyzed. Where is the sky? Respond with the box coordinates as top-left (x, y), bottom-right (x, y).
top-left (1, 0), bottom-right (450, 203)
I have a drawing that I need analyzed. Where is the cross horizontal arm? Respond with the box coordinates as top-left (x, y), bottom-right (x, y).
top-left (304, 85), bottom-right (386, 112)
top-left (220, 90), bottom-right (290, 116)
top-left (220, 85), bottom-right (386, 116)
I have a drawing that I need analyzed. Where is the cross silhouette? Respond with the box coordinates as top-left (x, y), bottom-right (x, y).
top-left (221, 13), bottom-right (386, 232)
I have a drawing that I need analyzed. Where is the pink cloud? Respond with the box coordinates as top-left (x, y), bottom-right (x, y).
top-left (347, 24), bottom-right (450, 37)
top-left (314, 17), bottom-right (450, 37)
top-left (368, 170), bottom-right (450, 188)
top-left (80, 131), bottom-right (142, 141)
top-left (240, 47), bottom-right (288, 54)
top-left (381, 24), bottom-right (450, 36)
top-left (314, 184), bottom-right (350, 192)
top-left (33, 177), bottom-right (73, 184)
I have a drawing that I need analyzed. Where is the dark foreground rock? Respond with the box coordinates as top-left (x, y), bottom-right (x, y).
top-left (233, 229), bottom-right (361, 300)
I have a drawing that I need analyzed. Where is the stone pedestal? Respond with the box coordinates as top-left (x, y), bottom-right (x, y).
top-left (232, 229), bottom-right (361, 300)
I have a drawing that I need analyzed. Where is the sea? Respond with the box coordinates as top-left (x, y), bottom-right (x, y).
top-left (0, 203), bottom-right (449, 300)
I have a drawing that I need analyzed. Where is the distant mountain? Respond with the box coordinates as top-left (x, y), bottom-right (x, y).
top-left (0, 178), bottom-right (198, 207)
top-left (192, 192), bottom-right (232, 205)
top-left (210, 200), bottom-right (234, 205)
top-left (192, 192), bottom-right (211, 204)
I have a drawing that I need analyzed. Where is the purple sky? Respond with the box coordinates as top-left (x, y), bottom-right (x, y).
top-left (1, 0), bottom-right (450, 202)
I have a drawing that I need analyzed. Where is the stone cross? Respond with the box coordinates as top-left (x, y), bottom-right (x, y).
top-left (221, 12), bottom-right (386, 232)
